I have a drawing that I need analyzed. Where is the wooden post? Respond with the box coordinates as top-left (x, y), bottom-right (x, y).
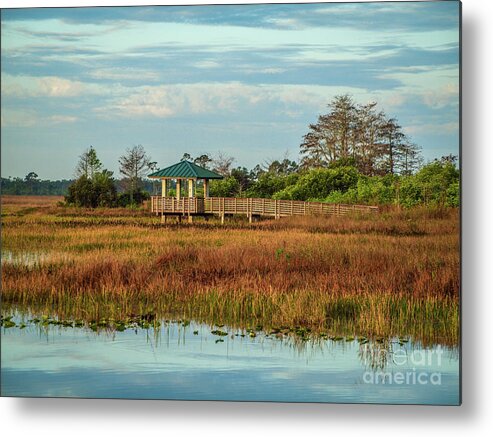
top-left (221, 198), bottom-right (225, 224)
top-left (204, 179), bottom-right (209, 198)
top-left (176, 179), bottom-right (181, 200)
top-left (188, 179), bottom-right (194, 198)
top-left (162, 179), bottom-right (167, 197)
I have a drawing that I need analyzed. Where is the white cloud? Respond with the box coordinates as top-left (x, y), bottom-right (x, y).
top-left (38, 76), bottom-right (85, 97)
top-left (1, 74), bottom-right (96, 98)
top-left (422, 83), bottom-right (458, 109)
top-left (0, 109), bottom-right (38, 127)
top-left (94, 82), bottom-right (371, 120)
top-left (193, 60), bottom-right (221, 69)
top-left (47, 115), bottom-right (78, 124)
top-left (1, 109), bottom-right (78, 127)
top-left (88, 68), bottom-right (160, 82)
top-left (378, 65), bottom-right (459, 109)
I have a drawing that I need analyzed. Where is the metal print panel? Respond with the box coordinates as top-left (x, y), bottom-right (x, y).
top-left (0, 1), bottom-right (461, 405)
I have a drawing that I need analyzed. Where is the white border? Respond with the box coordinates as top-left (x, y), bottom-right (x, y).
top-left (2, 0), bottom-right (493, 435)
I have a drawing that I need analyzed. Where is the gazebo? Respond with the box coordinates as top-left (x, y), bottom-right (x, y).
top-left (148, 160), bottom-right (379, 223)
top-left (148, 160), bottom-right (223, 200)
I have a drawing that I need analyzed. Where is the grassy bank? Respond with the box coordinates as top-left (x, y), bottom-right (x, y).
top-left (1, 196), bottom-right (460, 346)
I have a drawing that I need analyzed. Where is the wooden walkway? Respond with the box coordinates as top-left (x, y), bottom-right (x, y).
top-left (151, 196), bottom-right (378, 222)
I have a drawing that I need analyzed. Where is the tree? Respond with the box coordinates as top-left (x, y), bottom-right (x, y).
top-left (76, 146), bottom-right (102, 179)
top-left (300, 95), bottom-right (423, 176)
top-left (65, 175), bottom-right (96, 207)
top-left (212, 152), bottom-right (235, 176)
top-left (209, 176), bottom-right (240, 197)
top-left (301, 94), bottom-right (358, 169)
top-left (119, 145), bottom-right (152, 204)
top-left (66, 150), bottom-right (117, 209)
top-left (24, 172), bottom-right (39, 194)
top-left (194, 154), bottom-right (213, 169)
top-left (230, 167), bottom-right (252, 196)
top-left (273, 166), bottom-right (359, 201)
top-left (353, 102), bottom-right (386, 175)
top-left (396, 142), bottom-right (423, 176)
top-left (266, 158), bottom-right (299, 175)
top-left (399, 159), bottom-right (459, 207)
top-left (93, 169), bottom-right (117, 207)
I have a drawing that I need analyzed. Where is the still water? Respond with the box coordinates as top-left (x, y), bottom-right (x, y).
top-left (1, 316), bottom-right (459, 404)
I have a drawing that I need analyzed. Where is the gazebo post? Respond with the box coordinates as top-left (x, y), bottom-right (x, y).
top-left (161, 179), bottom-right (167, 197)
top-left (160, 179), bottom-right (166, 222)
top-left (204, 179), bottom-right (209, 198)
top-left (176, 179), bottom-right (181, 200)
top-left (188, 179), bottom-right (194, 198)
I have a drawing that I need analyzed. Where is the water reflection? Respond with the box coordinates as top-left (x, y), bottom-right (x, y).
top-left (1, 250), bottom-right (71, 267)
top-left (1, 313), bottom-right (460, 404)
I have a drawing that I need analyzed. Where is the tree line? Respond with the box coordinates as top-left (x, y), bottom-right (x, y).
top-left (2, 94), bottom-right (459, 208)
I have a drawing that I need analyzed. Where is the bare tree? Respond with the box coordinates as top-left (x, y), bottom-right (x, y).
top-left (119, 144), bottom-right (152, 203)
top-left (354, 102), bottom-right (386, 175)
top-left (212, 152), bottom-right (235, 176)
top-left (300, 95), bottom-right (422, 175)
top-left (300, 94), bottom-right (357, 168)
top-left (396, 142), bottom-right (423, 175)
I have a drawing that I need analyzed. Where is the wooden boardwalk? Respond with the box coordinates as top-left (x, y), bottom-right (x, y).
top-left (151, 196), bottom-right (378, 222)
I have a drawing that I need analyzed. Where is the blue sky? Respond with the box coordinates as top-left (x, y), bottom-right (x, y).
top-left (1, 1), bottom-right (460, 180)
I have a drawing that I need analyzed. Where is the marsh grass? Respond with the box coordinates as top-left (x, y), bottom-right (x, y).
top-left (1, 196), bottom-right (459, 346)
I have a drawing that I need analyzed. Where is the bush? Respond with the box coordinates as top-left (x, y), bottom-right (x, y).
top-left (66, 176), bottom-right (94, 207)
top-left (446, 181), bottom-right (460, 207)
top-left (65, 171), bottom-right (118, 208)
top-left (117, 189), bottom-right (150, 207)
top-left (210, 177), bottom-right (241, 197)
top-left (272, 166), bottom-right (358, 201)
top-left (247, 172), bottom-right (298, 198)
top-left (399, 161), bottom-right (459, 207)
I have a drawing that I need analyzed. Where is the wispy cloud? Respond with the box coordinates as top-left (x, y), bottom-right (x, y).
top-left (422, 83), bottom-right (459, 109)
top-left (0, 2), bottom-right (460, 179)
top-left (1, 109), bottom-right (78, 127)
top-left (2, 74), bottom-right (95, 98)
top-left (88, 68), bottom-right (160, 82)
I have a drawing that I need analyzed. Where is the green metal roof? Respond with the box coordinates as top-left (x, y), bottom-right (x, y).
top-left (148, 160), bottom-right (224, 179)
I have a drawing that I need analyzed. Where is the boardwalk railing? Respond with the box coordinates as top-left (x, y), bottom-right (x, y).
top-left (151, 196), bottom-right (378, 218)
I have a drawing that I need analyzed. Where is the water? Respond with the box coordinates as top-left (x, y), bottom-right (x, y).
top-left (1, 250), bottom-right (71, 267)
top-left (1, 317), bottom-right (459, 404)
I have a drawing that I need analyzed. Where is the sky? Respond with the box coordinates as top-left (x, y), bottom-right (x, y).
top-left (0, 1), bottom-right (460, 180)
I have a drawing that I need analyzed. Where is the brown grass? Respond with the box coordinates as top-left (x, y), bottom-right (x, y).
top-left (0, 196), bottom-right (460, 345)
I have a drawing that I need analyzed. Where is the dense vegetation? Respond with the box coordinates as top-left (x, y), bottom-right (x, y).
top-left (2, 95), bottom-right (459, 208)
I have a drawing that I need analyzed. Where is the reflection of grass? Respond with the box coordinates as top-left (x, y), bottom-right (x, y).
top-left (1, 197), bottom-right (459, 346)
